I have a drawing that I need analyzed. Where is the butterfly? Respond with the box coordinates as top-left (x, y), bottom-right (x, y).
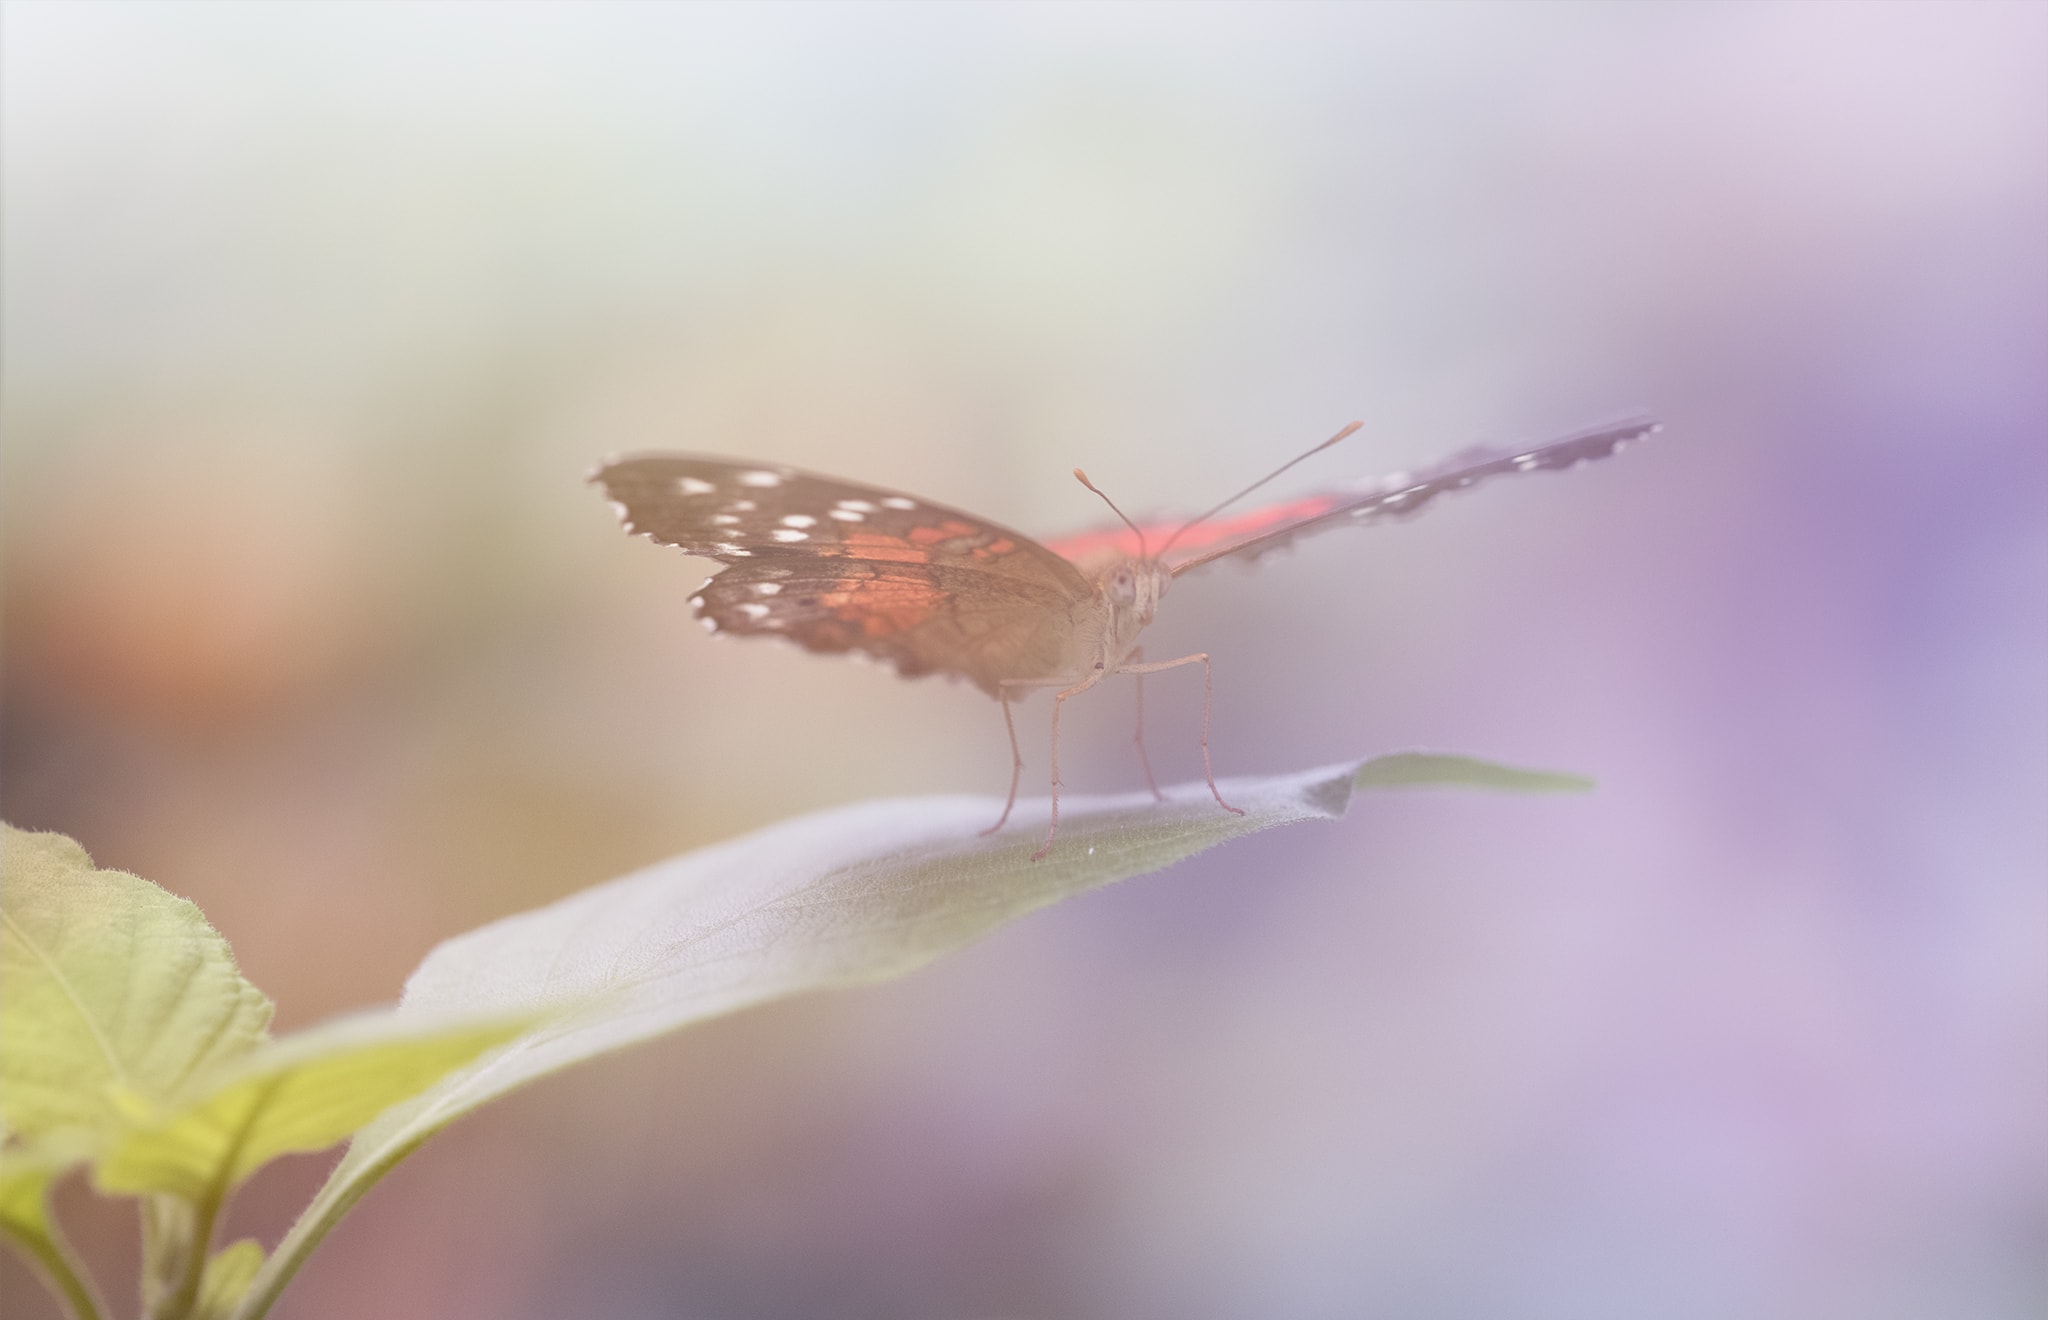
top-left (592, 416), bottom-right (1660, 859)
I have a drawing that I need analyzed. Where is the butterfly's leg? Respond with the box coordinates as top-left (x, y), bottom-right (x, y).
top-left (1127, 646), bottom-right (1165, 803)
top-left (1033, 669), bottom-right (1107, 861)
top-left (983, 676), bottom-right (1071, 837)
top-left (1115, 653), bottom-right (1244, 817)
top-left (980, 688), bottom-right (1026, 836)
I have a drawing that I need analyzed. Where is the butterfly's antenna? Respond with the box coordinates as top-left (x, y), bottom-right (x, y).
top-left (1073, 468), bottom-right (1148, 558)
top-left (1157, 420), bottom-right (1365, 559)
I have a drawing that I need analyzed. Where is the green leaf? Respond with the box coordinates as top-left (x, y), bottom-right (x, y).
top-left (194, 1239), bottom-right (264, 1320)
top-left (1, 826), bottom-right (273, 1146)
top-left (236, 751), bottom-right (1584, 1320)
top-left (0, 1140), bottom-right (108, 1320)
top-left (95, 1007), bottom-right (540, 1200)
top-left (1350, 750), bottom-right (1595, 793)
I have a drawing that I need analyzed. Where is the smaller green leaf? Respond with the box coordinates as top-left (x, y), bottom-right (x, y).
top-left (195, 1239), bottom-right (265, 1320)
top-left (94, 1007), bottom-right (539, 1199)
top-left (0, 1140), bottom-right (108, 1320)
top-left (1, 826), bottom-right (273, 1146)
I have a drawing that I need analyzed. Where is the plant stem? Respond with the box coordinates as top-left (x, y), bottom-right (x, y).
top-left (226, 1128), bottom-right (432, 1320)
top-left (150, 1077), bottom-right (282, 1320)
top-left (0, 1216), bottom-right (109, 1320)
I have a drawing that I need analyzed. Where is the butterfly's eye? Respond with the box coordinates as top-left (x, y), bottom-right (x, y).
top-left (1106, 566), bottom-right (1138, 606)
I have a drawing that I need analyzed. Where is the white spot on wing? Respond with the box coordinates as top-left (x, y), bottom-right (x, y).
top-left (713, 542), bottom-right (751, 556)
top-left (730, 500), bottom-right (757, 512)
top-left (739, 602), bottom-right (771, 619)
top-left (755, 582), bottom-right (782, 595)
top-left (771, 528), bottom-right (809, 542)
top-left (880, 496), bottom-right (917, 510)
top-left (700, 616), bottom-right (719, 632)
top-left (740, 470), bottom-right (783, 487)
top-left (837, 499), bottom-right (876, 512)
top-left (711, 514), bottom-right (740, 525)
top-left (1512, 453), bottom-right (1540, 470)
top-left (781, 514), bottom-right (816, 528)
top-left (829, 508), bottom-right (864, 521)
top-left (677, 476), bottom-right (716, 495)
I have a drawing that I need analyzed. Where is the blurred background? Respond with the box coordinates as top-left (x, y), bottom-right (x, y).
top-left (4, 2), bottom-right (2044, 1316)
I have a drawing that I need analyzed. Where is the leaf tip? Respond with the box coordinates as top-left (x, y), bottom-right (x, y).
top-left (1352, 751), bottom-right (1596, 795)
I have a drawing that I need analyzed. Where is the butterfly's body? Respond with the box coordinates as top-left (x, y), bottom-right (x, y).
top-left (594, 417), bottom-right (1658, 857)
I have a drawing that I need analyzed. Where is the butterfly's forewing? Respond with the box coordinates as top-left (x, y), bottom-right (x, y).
top-left (1043, 493), bottom-right (1351, 569)
top-left (591, 455), bottom-right (1094, 694)
top-left (1165, 418), bottom-right (1661, 575)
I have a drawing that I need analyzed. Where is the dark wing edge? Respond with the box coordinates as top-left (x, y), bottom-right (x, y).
top-left (1167, 417), bottom-right (1662, 576)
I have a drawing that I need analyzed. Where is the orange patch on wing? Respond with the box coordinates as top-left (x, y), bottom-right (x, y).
top-left (909, 519), bottom-right (980, 546)
top-left (838, 530), bottom-right (932, 563)
top-left (821, 578), bottom-right (943, 638)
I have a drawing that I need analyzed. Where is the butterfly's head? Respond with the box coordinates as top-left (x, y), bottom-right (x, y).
top-left (1097, 555), bottom-right (1172, 642)
top-left (1101, 555), bottom-right (1169, 607)
top-left (1071, 468), bottom-right (1172, 652)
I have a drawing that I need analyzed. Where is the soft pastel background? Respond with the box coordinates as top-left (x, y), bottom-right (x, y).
top-left (4, 2), bottom-right (2044, 1317)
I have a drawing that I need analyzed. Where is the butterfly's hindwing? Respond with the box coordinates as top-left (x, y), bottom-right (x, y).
top-left (591, 455), bottom-right (1094, 693)
top-left (692, 559), bottom-right (1082, 692)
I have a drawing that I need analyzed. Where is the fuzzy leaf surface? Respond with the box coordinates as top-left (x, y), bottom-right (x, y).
top-left (241, 752), bottom-right (1584, 1319)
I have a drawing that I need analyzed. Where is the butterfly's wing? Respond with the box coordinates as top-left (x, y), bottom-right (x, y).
top-left (1154, 418), bottom-right (1660, 576)
top-left (591, 455), bottom-right (1095, 695)
top-left (1043, 493), bottom-right (1354, 569)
